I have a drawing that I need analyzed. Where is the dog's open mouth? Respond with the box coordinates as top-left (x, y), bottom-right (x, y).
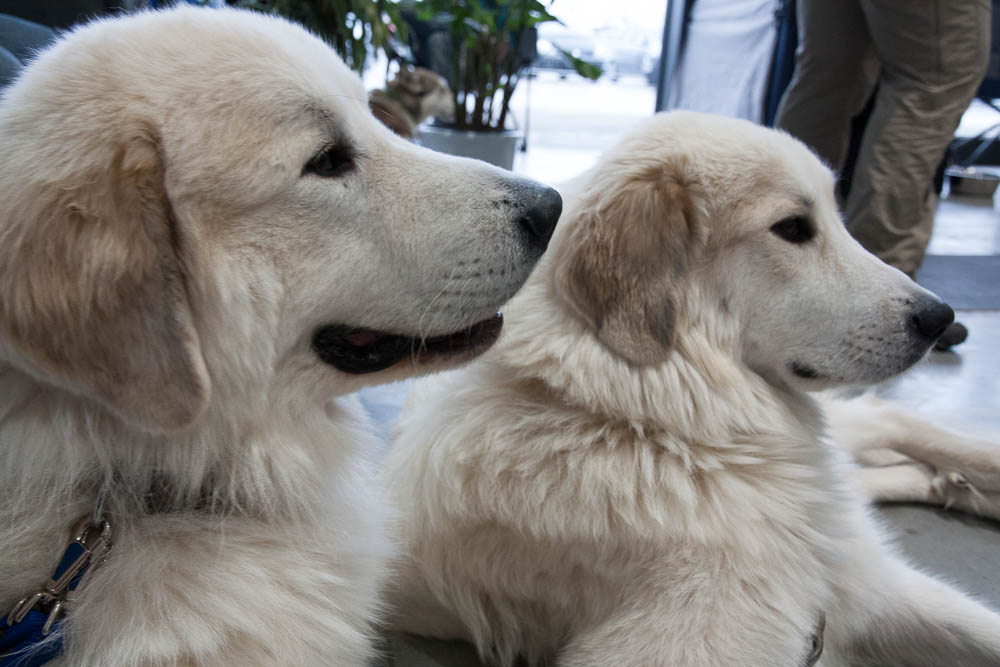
top-left (312, 313), bottom-right (504, 374)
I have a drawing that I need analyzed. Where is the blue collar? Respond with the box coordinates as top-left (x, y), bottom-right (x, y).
top-left (1, 517), bottom-right (112, 667)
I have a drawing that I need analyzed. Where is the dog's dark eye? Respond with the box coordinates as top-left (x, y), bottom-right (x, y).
top-left (770, 216), bottom-right (815, 244)
top-left (305, 144), bottom-right (355, 178)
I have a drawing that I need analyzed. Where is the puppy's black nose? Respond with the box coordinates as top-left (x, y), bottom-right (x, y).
top-left (911, 298), bottom-right (955, 340)
top-left (517, 183), bottom-right (562, 252)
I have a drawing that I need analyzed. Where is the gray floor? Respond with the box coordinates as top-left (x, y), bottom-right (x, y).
top-left (872, 309), bottom-right (1000, 614)
top-left (365, 187), bottom-right (1000, 667)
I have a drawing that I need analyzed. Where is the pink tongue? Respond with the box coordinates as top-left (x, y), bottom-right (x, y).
top-left (345, 331), bottom-right (380, 346)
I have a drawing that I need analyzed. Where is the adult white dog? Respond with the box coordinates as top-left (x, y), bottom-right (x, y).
top-left (0, 7), bottom-right (560, 666)
top-left (386, 112), bottom-right (1000, 666)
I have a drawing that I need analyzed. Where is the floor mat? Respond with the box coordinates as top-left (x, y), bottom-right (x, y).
top-left (917, 254), bottom-right (1000, 309)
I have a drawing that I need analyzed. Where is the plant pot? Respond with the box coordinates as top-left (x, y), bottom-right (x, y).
top-left (417, 124), bottom-right (521, 170)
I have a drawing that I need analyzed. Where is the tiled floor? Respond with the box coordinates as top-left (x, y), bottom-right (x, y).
top-left (367, 171), bottom-right (1000, 667)
top-left (929, 188), bottom-right (1000, 256)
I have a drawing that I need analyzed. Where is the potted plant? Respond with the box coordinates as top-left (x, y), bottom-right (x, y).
top-left (405, 0), bottom-right (600, 168)
top-left (232, 0), bottom-right (403, 74)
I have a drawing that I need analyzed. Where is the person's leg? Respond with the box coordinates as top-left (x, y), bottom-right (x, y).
top-left (775, 0), bottom-right (879, 171)
top-left (846, 0), bottom-right (991, 277)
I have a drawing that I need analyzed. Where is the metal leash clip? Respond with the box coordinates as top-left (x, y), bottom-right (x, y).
top-left (5, 516), bottom-right (113, 636)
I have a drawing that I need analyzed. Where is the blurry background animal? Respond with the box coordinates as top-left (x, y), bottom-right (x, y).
top-left (369, 65), bottom-right (454, 139)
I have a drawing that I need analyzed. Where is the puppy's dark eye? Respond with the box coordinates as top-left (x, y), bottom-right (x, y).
top-left (305, 144), bottom-right (355, 178)
top-left (770, 216), bottom-right (814, 244)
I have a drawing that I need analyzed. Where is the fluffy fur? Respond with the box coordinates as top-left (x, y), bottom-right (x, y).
top-left (386, 112), bottom-right (1000, 666)
top-left (0, 7), bottom-right (556, 666)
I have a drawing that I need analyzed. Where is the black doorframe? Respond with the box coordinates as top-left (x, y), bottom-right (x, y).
top-left (654, 0), bottom-right (694, 112)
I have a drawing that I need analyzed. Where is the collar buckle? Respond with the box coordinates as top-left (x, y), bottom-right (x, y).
top-left (5, 515), bottom-right (113, 635)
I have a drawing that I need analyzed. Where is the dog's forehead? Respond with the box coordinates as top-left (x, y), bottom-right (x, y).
top-left (99, 9), bottom-right (366, 114)
top-left (21, 8), bottom-right (369, 123)
top-left (165, 9), bottom-right (368, 109)
top-left (770, 139), bottom-right (837, 210)
top-left (710, 122), bottom-right (835, 210)
top-left (150, 10), bottom-right (374, 142)
top-left (633, 114), bottom-right (834, 227)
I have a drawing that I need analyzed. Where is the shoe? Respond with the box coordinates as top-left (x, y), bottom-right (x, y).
top-left (934, 321), bottom-right (968, 351)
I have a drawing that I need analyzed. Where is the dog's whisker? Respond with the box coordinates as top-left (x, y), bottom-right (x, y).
top-left (417, 262), bottom-right (466, 343)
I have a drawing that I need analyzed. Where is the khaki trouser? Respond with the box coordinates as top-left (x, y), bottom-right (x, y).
top-left (776, 0), bottom-right (991, 277)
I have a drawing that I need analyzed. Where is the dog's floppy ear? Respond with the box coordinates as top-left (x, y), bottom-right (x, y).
top-left (553, 163), bottom-right (701, 365)
top-left (0, 126), bottom-right (210, 432)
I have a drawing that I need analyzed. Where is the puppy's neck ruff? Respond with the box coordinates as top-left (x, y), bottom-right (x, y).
top-left (497, 274), bottom-right (822, 447)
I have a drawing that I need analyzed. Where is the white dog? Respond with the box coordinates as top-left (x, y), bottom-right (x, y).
top-left (386, 112), bottom-right (1000, 666)
top-left (0, 7), bottom-right (560, 666)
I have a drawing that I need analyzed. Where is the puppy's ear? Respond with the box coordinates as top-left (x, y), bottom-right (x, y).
top-left (553, 164), bottom-right (701, 365)
top-left (0, 126), bottom-right (210, 432)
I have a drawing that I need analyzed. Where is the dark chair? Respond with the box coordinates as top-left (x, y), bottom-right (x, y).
top-left (949, 0), bottom-right (1000, 169)
top-left (0, 14), bottom-right (57, 89)
top-left (0, 44), bottom-right (18, 88)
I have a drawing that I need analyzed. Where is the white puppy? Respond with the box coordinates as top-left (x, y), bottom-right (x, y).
top-left (386, 112), bottom-right (1000, 666)
top-left (0, 7), bottom-right (560, 666)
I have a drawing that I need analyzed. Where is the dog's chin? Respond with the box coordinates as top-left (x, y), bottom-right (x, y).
top-left (785, 339), bottom-right (931, 390)
top-left (780, 361), bottom-right (834, 392)
top-left (312, 313), bottom-right (503, 375)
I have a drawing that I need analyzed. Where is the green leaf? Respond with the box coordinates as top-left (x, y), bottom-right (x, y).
top-left (556, 47), bottom-right (603, 80)
top-left (415, 6), bottom-right (438, 21)
top-left (528, 1), bottom-right (559, 24)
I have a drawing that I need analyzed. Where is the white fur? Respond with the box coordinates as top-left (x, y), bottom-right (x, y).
top-left (0, 7), bottom-right (553, 666)
top-left (824, 393), bottom-right (1000, 521)
top-left (386, 112), bottom-right (1000, 666)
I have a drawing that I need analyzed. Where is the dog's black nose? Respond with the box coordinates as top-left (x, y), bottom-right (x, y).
top-left (911, 298), bottom-right (955, 340)
top-left (516, 183), bottom-right (562, 252)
